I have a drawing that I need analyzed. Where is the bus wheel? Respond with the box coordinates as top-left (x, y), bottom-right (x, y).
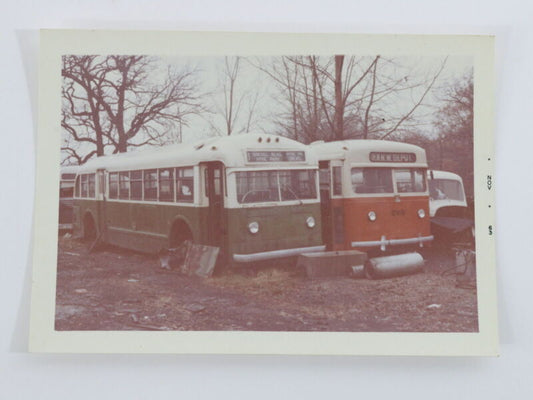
top-left (83, 214), bottom-right (97, 242)
top-left (169, 221), bottom-right (193, 249)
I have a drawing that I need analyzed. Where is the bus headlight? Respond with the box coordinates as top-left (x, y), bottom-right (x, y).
top-left (368, 211), bottom-right (377, 222)
top-left (417, 209), bottom-right (426, 218)
top-left (248, 221), bottom-right (259, 234)
top-left (306, 216), bottom-right (316, 228)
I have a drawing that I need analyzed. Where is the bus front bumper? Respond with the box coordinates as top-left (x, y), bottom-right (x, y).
top-left (233, 245), bottom-right (326, 263)
top-left (351, 235), bottom-right (433, 251)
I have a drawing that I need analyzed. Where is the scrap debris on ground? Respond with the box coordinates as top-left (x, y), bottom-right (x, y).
top-left (55, 236), bottom-right (478, 332)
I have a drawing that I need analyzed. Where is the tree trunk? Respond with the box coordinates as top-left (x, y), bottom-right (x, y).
top-left (334, 55), bottom-right (344, 140)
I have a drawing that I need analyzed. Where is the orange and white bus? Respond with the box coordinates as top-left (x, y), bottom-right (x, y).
top-left (311, 140), bottom-right (433, 254)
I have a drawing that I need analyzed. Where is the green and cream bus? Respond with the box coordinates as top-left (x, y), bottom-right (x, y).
top-left (72, 133), bottom-right (324, 266)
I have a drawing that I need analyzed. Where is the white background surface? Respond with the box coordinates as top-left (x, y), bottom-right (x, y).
top-left (0, 1), bottom-right (530, 398)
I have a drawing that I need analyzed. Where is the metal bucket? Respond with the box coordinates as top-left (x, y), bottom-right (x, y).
top-left (365, 252), bottom-right (425, 279)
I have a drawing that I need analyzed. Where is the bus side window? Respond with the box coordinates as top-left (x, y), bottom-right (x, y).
top-left (109, 172), bottom-right (118, 199)
top-left (119, 171), bottom-right (130, 200)
top-left (81, 174), bottom-right (88, 198)
top-left (97, 172), bottom-right (105, 197)
top-left (143, 169), bottom-right (158, 201)
top-left (130, 170), bottom-right (143, 200)
top-left (158, 168), bottom-right (174, 202)
top-left (176, 167), bottom-right (194, 202)
top-left (332, 167), bottom-right (342, 196)
top-left (75, 175), bottom-right (80, 198)
top-left (88, 174), bottom-right (96, 198)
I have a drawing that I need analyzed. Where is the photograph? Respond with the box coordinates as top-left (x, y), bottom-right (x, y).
top-left (31, 31), bottom-right (497, 354)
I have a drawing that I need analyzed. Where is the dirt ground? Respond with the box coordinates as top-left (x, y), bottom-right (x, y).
top-left (55, 236), bottom-right (478, 332)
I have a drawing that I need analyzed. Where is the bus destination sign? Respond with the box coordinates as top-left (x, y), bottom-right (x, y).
top-left (369, 152), bottom-right (416, 163)
top-left (247, 151), bottom-right (306, 162)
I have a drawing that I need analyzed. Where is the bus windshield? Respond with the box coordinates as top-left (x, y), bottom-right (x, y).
top-left (351, 168), bottom-right (393, 194)
top-left (351, 168), bottom-right (426, 194)
top-left (236, 169), bottom-right (317, 203)
top-left (429, 179), bottom-right (465, 201)
top-left (394, 169), bottom-right (426, 193)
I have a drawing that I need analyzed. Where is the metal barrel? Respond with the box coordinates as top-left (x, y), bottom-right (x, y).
top-left (365, 252), bottom-right (425, 279)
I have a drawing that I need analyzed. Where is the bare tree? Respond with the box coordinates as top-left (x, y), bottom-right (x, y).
top-left (254, 55), bottom-right (334, 143)
top-left (433, 71), bottom-right (474, 196)
top-left (393, 70), bottom-right (474, 196)
top-left (258, 55), bottom-right (379, 142)
top-left (206, 56), bottom-right (264, 136)
top-left (312, 55), bottom-right (379, 140)
top-left (253, 56), bottom-right (303, 140)
top-left (221, 56), bottom-right (241, 135)
top-left (61, 55), bottom-right (203, 164)
top-left (258, 55), bottom-right (446, 143)
top-left (378, 58), bottom-right (447, 140)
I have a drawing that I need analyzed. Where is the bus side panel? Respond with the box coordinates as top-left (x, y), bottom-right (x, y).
top-left (105, 200), bottom-right (133, 230)
top-left (94, 202), bottom-right (210, 254)
top-left (340, 196), bottom-right (431, 251)
top-left (225, 203), bottom-right (323, 262)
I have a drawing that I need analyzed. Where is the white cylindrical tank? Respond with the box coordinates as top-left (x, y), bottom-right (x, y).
top-left (365, 252), bottom-right (425, 279)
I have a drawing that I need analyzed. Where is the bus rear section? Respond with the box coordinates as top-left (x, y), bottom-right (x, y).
top-left (312, 140), bottom-right (433, 256)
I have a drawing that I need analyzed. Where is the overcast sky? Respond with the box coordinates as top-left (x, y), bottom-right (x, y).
top-left (61, 54), bottom-right (473, 163)
top-left (154, 54), bottom-right (473, 143)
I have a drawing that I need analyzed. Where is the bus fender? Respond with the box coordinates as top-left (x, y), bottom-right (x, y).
top-left (168, 215), bottom-right (195, 244)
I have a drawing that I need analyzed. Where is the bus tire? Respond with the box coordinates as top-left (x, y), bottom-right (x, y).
top-left (83, 213), bottom-right (97, 242)
top-left (169, 220), bottom-right (193, 249)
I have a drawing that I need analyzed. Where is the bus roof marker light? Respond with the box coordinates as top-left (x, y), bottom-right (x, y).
top-left (267, 137), bottom-right (271, 143)
top-left (258, 137), bottom-right (262, 143)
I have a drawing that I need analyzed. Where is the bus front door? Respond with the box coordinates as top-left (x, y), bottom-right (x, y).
top-left (318, 161), bottom-right (333, 250)
top-left (204, 162), bottom-right (225, 248)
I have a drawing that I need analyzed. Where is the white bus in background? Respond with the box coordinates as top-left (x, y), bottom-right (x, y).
top-left (428, 170), bottom-right (468, 217)
top-left (427, 170), bottom-right (473, 245)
